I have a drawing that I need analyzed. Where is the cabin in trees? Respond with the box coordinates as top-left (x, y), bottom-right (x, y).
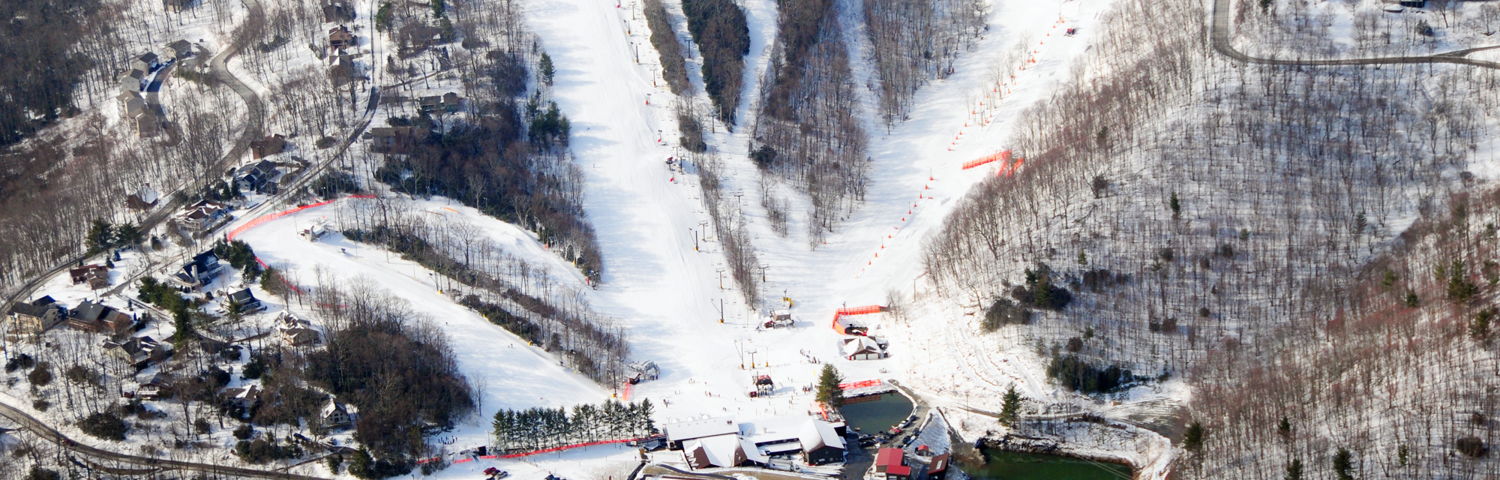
top-left (321, 398), bottom-right (353, 429)
top-left (125, 185), bottom-right (160, 211)
top-left (278, 313), bottom-right (322, 347)
top-left (164, 39), bottom-right (194, 62)
top-left (118, 91), bottom-right (145, 118)
top-left (6, 297), bottom-right (64, 334)
top-left (67, 300), bottom-right (134, 336)
top-left (328, 52), bottom-right (360, 86)
top-left (874, 448), bottom-right (912, 480)
top-left (69, 264), bottom-right (111, 290)
top-left (419, 92), bottom-right (462, 114)
top-left (328, 25), bottom-right (356, 51)
top-left (133, 52), bottom-right (161, 73)
top-left (367, 126), bottom-right (424, 154)
top-left (119, 69), bottom-right (146, 93)
top-left (173, 250), bottom-right (224, 289)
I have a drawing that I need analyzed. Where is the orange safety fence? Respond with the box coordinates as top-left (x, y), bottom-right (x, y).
top-left (226, 194), bottom-right (376, 240)
top-left (962, 150), bottom-right (1011, 170)
top-left (830, 305), bottom-right (887, 334)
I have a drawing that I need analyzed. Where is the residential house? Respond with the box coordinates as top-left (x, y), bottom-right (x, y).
top-left (104, 336), bottom-right (171, 369)
top-left (173, 250), bottom-right (224, 289)
top-left (328, 52), bottom-right (359, 86)
top-left (67, 300), bottom-right (134, 336)
top-left (321, 398), bottom-right (353, 429)
top-left (249, 134), bottom-right (288, 159)
top-left (138, 372), bottom-right (174, 400)
top-left (227, 288), bottom-right (266, 314)
top-left (133, 52), bottom-right (161, 73)
top-left (328, 25), bottom-right (356, 50)
top-left (118, 91), bottom-right (145, 118)
top-left (125, 185), bottom-right (160, 211)
top-left (418, 92), bottom-right (462, 114)
top-left (322, 1), bottom-right (355, 22)
top-left (398, 23), bottom-right (445, 52)
top-left (873, 448), bottom-right (912, 480)
top-left (180, 200), bottom-right (230, 233)
top-left (69, 264), bottom-right (111, 290)
top-left (164, 39), bottom-right (194, 61)
top-left (367, 126), bottom-right (424, 154)
top-left (6, 297), bottom-right (63, 334)
top-left (119, 69), bottom-right (146, 92)
top-left (220, 384), bottom-right (262, 417)
top-left (236, 159), bottom-right (281, 194)
top-left (276, 313), bottom-right (320, 343)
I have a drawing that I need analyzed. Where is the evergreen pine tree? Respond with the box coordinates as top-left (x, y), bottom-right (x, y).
top-left (998, 385), bottom-right (1021, 427)
top-left (1183, 421), bottom-right (1205, 452)
top-left (1169, 192), bottom-right (1182, 218)
top-left (85, 219), bottom-right (115, 253)
top-left (1284, 459), bottom-right (1303, 480)
top-left (1332, 448), bottom-right (1354, 480)
top-left (540, 53), bottom-right (556, 86)
top-left (1277, 416), bottom-right (1292, 439)
top-left (816, 364), bottom-right (844, 408)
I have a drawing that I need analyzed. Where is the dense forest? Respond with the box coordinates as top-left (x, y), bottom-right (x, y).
top-left (307, 286), bottom-right (476, 463)
top-left (919, 0), bottom-right (1500, 477)
top-left (751, 0), bottom-right (867, 242)
top-left (681, 0), bottom-right (749, 126)
top-left (644, 0), bottom-right (691, 95)
top-left (862, 0), bottom-right (985, 124)
top-left (0, 0), bottom-right (100, 146)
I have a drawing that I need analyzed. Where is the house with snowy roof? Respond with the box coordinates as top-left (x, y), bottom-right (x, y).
top-left (841, 336), bottom-right (888, 360)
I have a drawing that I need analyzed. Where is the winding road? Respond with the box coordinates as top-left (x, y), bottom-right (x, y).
top-left (1211, 0), bottom-right (1500, 68)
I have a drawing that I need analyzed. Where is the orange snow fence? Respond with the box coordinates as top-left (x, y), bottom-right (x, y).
top-left (226, 194), bottom-right (376, 240)
top-left (963, 150), bottom-right (1012, 170)
top-left (831, 305), bottom-right (887, 334)
top-left (415, 437), bottom-right (649, 465)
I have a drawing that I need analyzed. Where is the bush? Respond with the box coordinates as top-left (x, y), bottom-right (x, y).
top-left (1011, 264), bottom-right (1073, 311)
top-left (28, 362), bottom-right (53, 386)
top-left (234, 438), bottom-right (304, 463)
top-left (1457, 436), bottom-right (1488, 458)
top-left (981, 298), bottom-right (1030, 331)
top-left (79, 412), bottom-right (128, 441)
top-left (234, 424), bottom-right (254, 440)
top-left (32, 399), bottom-right (50, 411)
top-left (5, 353), bottom-right (34, 373)
top-left (1046, 355), bottom-right (1133, 394)
top-left (24, 467), bottom-right (61, 480)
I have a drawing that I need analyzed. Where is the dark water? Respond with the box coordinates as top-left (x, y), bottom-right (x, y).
top-left (967, 449), bottom-right (1133, 480)
top-left (839, 392), bottom-right (914, 433)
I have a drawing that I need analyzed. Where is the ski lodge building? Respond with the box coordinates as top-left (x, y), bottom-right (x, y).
top-left (666, 415), bottom-right (847, 469)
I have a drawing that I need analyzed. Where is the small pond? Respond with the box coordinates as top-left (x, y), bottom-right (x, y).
top-left (838, 391), bottom-right (914, 434)
top-left (966, 449), bottom-right (1133, 480)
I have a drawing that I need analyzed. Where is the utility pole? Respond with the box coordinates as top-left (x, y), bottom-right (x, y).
top-left (710, 298), bottom-right (724, 324)
top-left (689, 227), bottom-right (699, 251)
top-left (759, 264), bottom-right (769, 282)
top-left (716, 269), bottom-right (724, 289)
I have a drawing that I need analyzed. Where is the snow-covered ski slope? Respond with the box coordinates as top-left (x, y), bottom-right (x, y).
top-left (527, 0), bottom-right (1119, 425)
top-left (236, 0), bottom-right (1145, 477)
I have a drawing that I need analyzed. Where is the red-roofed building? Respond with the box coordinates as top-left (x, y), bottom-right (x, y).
top-left (874, 448), bottom-right (912, 480)
top-left (929, 453), bottom-right (951, 480)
